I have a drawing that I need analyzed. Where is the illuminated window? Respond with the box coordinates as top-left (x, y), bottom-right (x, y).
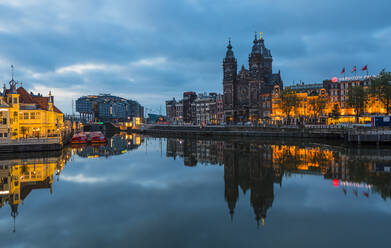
top-left (30, 112), bottom-right (35, 120)
top-left (24, 113), bottom-right (29, 119)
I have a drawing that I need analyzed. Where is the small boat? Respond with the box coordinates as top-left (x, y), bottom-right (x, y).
top-left (70, 132), bottom-right (88, 144)
top-left (88, 131), bottom-right (107, 144)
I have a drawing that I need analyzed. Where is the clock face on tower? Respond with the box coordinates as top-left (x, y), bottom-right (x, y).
top-left (240, 87), bottom-right (248, 98)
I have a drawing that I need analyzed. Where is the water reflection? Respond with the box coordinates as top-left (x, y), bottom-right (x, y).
top-left (0, 133), bottom-right (144, 231)
top-left (1, 133), bottom-right (391, 241)
top-left (0, 149), bottom-right (72, 232)
top-left (73, 133), bottom-right (143, 158)
top-left (166, 138), bottom-right (391, 226)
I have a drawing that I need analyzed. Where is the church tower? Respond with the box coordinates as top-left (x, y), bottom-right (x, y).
top-left (223, 39), bottom-right (237, 123)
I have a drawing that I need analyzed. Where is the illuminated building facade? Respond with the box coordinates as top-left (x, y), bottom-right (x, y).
top-left (271, 75), bottom-right (388, 124)
top-left (0, 79), bottom-right (64, 140)
top-left (271, 84), bottom-right (329, 123)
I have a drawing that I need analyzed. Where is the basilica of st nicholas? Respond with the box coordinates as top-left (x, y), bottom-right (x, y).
top-left (223, 34), bottom-right (283, 123)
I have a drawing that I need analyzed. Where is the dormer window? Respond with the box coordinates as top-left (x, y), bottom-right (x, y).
top-left (13, 97), bottom-right (18, 104)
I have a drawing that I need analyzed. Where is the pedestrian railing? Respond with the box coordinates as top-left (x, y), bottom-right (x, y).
top-left (0, 137), bottom-right (60, 145)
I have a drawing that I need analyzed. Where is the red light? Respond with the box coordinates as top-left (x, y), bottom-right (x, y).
top-left (332, 77), bottom-right (338, 83)
top-left (333, 179), bottom-right (339, 187)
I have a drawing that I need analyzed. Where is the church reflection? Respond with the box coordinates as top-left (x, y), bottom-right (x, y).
top-left (0, 149), bottom-right (72, 232)
top-left (166, 138), bottom-right (391, 227)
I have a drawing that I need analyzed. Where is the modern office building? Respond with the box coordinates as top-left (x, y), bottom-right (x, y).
top-left (76, 94), bottom-right (143, 122)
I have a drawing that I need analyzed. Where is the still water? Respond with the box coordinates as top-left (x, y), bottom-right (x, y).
top-left (1, 134), bottom-right (391, 247)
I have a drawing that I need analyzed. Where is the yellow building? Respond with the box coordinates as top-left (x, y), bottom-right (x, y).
top-left (0, 79), bottom-right (63, 140)
top-left (271, 79), bottom-right (388, 124)
top-left (271, 85), bottom-right (329, 123)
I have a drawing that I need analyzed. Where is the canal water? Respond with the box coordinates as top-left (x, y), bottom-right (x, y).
top-left (1, 134), bottom-right (390, 247)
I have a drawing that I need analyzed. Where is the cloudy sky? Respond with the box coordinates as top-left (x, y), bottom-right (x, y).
top-left (0, 0), bottom-right (390, 114)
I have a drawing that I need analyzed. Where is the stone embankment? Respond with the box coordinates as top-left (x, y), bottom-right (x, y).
top-left (139, 125), bottom-right (391, 144)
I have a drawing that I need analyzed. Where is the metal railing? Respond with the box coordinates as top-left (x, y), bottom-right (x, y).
top-left (0, 137), bottom-right (60, 145)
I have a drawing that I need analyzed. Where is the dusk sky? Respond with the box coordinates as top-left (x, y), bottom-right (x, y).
top-left (0, 0), bottom-right (390, 114)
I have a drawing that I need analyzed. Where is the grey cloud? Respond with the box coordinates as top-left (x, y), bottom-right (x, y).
top-left (0, 0), bottom-right (390, 114)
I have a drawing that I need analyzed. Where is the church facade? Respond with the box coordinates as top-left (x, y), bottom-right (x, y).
top-left (223, 34), bottom-right (283, 123)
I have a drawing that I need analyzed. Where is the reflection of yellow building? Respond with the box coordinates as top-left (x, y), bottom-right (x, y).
top-left (272, 145), bottom-right (333, 174)
top-left (0, 79), bottom-right (63, 140)
top-left (0, 149), bottom-right (71, 227)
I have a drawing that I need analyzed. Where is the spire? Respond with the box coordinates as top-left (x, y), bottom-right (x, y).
top-left (225, 38), bottom-right (235, 60)
top-left (11, 204), bottom-right (18, 233)
top-left (9, 65), bottom-right (18, 93)
top-left (229, 209), bottom-right (234, 223)
top-left (49, 91), bottom-right (53, 104)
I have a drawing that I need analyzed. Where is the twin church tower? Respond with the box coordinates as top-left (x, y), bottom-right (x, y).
top-left (223, 33), bottom-right (283, 123)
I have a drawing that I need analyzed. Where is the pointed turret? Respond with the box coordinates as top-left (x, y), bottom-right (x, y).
top-left (223, 38), bottom-right (238, 82)
top-left (48, 91), bottom-right (53, 111)
top-left (224, 38), bottom-right (236, 61)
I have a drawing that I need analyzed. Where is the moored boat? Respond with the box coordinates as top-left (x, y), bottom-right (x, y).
top-left (88, 131), bottom-right (107, 144)
top-left (70, 132), bottom-right (88, 144)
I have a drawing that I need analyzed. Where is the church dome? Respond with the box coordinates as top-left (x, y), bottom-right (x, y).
top-left (251, 36), bottom-right (272, 58)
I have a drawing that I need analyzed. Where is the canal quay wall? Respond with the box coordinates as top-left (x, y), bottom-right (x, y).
top-left (0, 131), bottom-right (73, 153)
top-left (140, 125), bottom-right (391, 144)
top-left (0, 139), bottom-right (62, 153)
